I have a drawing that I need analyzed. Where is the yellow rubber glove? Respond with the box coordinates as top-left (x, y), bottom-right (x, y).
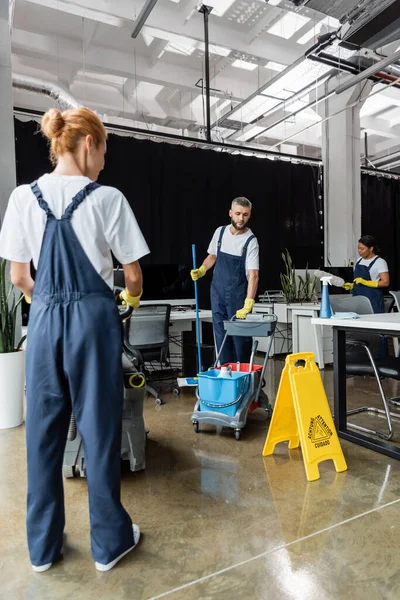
top-left (353, 278), bottom-right (379, 289)
top-left (190, 265), bottom-right (206, 281)
top-left (24, 295), bottom-right (32, 304)
top-left (343, 282), bottom-right (353, 291)
top-left (236, 298), bottom-right (255, 319)
top-left (119, 288), bottom-right (142, 310)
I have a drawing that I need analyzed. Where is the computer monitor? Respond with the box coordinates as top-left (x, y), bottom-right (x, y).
top-left (295, 269), bottom-right (321, 296)
top-left (114, 264), bottom-right (195, 302)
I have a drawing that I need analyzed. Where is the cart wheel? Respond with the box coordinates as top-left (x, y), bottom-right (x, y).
top-left (234, 429), bottom-right (241, 440)
top-left (63, 464), bottom-right (75, 479)
top-left (173, 388), bottom-right (181, 396)
top-left (155, 397), bottom-right (163, 406)
top-left (193, 421), bottom-right (199, 433)
top-left (265, 405), bottom-right (273, 419)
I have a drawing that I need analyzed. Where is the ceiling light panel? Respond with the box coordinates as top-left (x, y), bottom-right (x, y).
top-left (210, 0), bottom-right (236, 17)
top-left (265, 61), bottom-right (286, 72)
top-left (268, 13), bottom-right (310, 39)
top-left (232, 59), bottom-right (258, 71)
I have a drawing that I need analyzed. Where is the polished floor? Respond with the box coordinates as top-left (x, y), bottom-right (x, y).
top-left (2, 359), bottom-right (400, 600)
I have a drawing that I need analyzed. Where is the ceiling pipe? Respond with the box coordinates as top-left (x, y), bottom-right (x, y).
top-left (12, 73), bottom-right (80, 109)
top-left (335, 47), bottom-right (400, 94)
top-left (131, 0), bottom-right (158, 38)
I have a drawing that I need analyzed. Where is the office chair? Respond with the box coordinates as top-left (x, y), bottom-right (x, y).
top-left (330, 295), bottom-right (400, 440)
top-left (123, 304), bottom-right (172, 406)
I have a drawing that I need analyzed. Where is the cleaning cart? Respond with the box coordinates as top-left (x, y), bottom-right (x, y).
top-left (63, 298), bottom-right (147, 478)
top-left (191, 313), bottom-right (277, 439)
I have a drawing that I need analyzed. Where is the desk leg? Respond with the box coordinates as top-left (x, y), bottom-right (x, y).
top-left (333, 328), bottom-right (347, 432)
top-left (312, 321), bottom-right (324, 370)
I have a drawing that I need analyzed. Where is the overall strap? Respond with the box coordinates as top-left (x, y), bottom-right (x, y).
top-left (30, 181), bottom-right (54, 218)
top-left (367, 255), bottom-right (380, 271)
top-left (241, 234), bottom-right (255, 256)
top-left (217, 226), bottom-right (226, 254)
top-left (61, 182), bottom-right (101, 220)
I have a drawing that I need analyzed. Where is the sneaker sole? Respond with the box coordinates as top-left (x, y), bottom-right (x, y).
top-left (32, 562), bottom-right (52, 573)
top-left (95, 524), bottom-right (140, 572)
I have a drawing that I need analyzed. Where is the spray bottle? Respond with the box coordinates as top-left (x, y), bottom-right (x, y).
top-left (320, 276), bottom-right (333, 319)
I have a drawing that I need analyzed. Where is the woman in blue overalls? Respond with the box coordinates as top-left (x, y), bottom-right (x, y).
top-left (348, 235), bottom-right (389, 313)
top-left (0, 107), bottom-right (149, 572)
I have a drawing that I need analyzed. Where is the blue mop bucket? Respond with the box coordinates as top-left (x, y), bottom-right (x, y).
top-left (197, 370), bottom-right (250, 416)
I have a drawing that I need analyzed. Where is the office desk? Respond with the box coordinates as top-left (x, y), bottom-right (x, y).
top-left (311, 314), bottom-right (400, 460)
top-left (168, 309), bottom-right (213, 370)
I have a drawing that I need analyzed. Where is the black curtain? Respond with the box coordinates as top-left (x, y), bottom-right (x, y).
top-left (361, 173), bottom-right (400, 290)
top-left (14, 118), bottom-right (323, 296)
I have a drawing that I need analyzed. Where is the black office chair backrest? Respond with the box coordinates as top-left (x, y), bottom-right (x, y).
top-left (125, 304), bottom-right (171, 353)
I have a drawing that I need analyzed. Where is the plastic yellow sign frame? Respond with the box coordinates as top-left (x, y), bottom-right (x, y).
top-left (263, 352), bottom-right (347, 481)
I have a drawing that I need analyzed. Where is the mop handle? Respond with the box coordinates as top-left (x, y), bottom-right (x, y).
top-left (192, 244), bottom-right (202, 373)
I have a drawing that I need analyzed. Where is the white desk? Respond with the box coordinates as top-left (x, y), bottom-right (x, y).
top-left (168, 309), bottom-right (213, 370)
top-left (311, 313), bottom-right (400, 460)
top-left (254, 301), bottom-right (332, 367)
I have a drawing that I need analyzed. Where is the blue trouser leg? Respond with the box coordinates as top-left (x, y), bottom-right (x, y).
top-left (65, 299), bottom-right (133, 564)
top-left (26, 307), bottom-right (70, 567)
top-left (232, 336), bottom-right (252, 363)
top-left (211, 285), bottom-right (234, 365)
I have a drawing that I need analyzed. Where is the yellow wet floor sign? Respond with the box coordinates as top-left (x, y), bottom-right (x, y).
top-left (263, 352), bottom-right (347, 481)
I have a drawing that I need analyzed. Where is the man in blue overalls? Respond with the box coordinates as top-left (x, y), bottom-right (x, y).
top-left (191, 197), bottom-right (259, 365)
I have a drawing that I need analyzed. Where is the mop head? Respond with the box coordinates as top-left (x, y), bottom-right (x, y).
top-left (314, 269), bottom-right (345, 288)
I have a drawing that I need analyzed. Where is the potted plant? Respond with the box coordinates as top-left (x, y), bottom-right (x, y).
top-left (0, 259), bottom-right (27, 429)
top-left (280, 249), bottom-right (317, 305)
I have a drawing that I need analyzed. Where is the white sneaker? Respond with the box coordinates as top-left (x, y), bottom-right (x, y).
top-left (95, 524), bottom-right (140, 572)
top-left (32, 562), bottom-right (52, 573)
top-left (31, 537), bottom-right (65, 572)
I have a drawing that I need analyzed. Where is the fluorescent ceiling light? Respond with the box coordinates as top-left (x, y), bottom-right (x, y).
top-left (268, 0), bottom-right (282, 5)
top-left (297, 23), bottom-right (323, 45)
top-left (265, 61), bottom-right (286, 72)
top-left (268, 13), bottom-right (310, 39)
top-left (236, 126), bottom-right (266, 142)
top-left (230, 95), bottom-right (281, 123)
top-left (210, 0), bottom-right (236, 17)
top-left (232, 59), bottom-right (258, 71)
top-left (26, 0), bottom-right (128, 27)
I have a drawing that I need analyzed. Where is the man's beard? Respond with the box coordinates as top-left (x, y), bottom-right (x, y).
top-left (231, 218), bottom-right (246, 231)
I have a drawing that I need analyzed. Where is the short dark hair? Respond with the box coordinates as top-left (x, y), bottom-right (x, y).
top-left (359, 235), bottom-right (380, 254)
top-left (231, 197), bottom-right (252, 210)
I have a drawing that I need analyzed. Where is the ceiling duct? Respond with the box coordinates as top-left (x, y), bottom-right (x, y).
top-left (12, 74), bottom-right (80, 109)
top-left (287, 0), bottom-right (400, 50)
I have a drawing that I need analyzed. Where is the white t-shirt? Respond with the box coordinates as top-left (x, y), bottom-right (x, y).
top-left (0, 174), bottom-right (150, 289)
top-left (355, 256), bottom-right (389, 282)
top-left (208, 226), bottom-right (259, 279)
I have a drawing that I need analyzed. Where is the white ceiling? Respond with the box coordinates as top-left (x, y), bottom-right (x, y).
top-left (10, 0), bottom-right (400, 165)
